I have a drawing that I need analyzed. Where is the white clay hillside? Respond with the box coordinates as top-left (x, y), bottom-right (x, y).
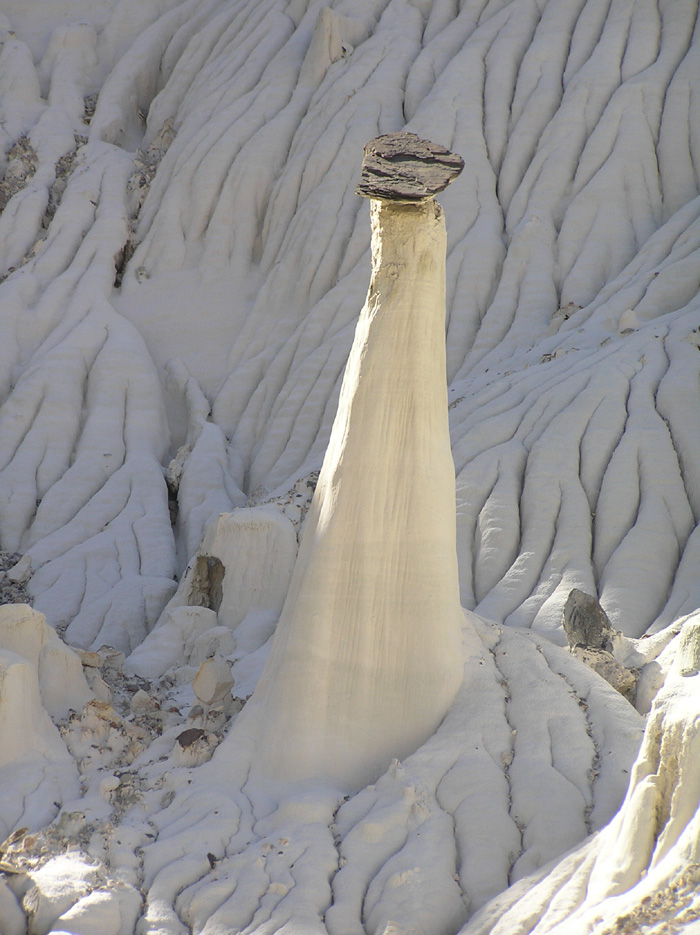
top-left (0, 1), bottom-right (698, 934)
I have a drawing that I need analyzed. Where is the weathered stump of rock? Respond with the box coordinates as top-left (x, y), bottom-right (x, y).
top-left (356, 132), bottom-right (464, 202)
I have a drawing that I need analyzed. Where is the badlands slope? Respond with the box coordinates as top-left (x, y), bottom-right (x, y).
top-left (0, 0), bottom-right (698, 933)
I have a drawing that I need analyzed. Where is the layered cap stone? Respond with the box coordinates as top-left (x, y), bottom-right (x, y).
top-left (356, 132), bottom-right (464, 201)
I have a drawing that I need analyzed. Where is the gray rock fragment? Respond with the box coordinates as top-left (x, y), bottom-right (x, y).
top-left (356, 132), bottom-right (464, 202)
top-left (563, 589), bottom-right (615, 651)
top-left (176, 727), bottom-right (206, 748)
top-left (564, 589), bottom-right (638, 703)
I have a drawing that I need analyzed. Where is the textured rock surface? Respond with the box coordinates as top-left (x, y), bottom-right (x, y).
top-left (237, 195), bottom-right (467, 790)
top-left (563, 590), bottom-right (639, 701)
top-left (572, 646), bottom-right (638, 704)
top-left (460, 613), bottom-right (700, 935)
top-left (356, 132), bottom-right (465, 201)
top-left (0, 647), bottom-right (79, 840)
top-left (0, 0), bottom-right (697, 932)
top-left (0, 604), bottom-right (91, 718)
top-left (192, 655), bottom-right (234, 706)
top-left (563, 589), bottom-right (616, 651)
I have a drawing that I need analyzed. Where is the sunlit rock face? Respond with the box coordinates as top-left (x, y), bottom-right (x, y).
top-left (460, 611), bottom-right (700, 935)
top-left (242, 193), bottom-right (467, 790)
top-left (0, 0), bottom-right (697, 932)
top-left (0, 606), bottom-right (82, 842)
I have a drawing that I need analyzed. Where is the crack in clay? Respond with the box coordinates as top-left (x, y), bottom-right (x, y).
top-left (534, 642), bottom-right (601, 836)
top-left (488, 629), bottom-right (524, 886)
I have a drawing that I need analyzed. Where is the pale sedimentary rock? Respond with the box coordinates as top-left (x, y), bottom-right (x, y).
top-left (192, 654), bottom-right (234, 706)
top-left (0, 603), bottom-right (91, 718)
top-left (238, 136), bottom-right (468, 790)
top-left (460, 611), bottom-right (700, 935)
top-left (126, 507), bottom-right (296, 678)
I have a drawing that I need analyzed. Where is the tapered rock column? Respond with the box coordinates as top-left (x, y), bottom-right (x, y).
top-left (242, 134), bottom-right (467, 790)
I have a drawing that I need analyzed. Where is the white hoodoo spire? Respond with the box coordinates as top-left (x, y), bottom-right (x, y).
top-left (241, 135), bottom-right (467, 790)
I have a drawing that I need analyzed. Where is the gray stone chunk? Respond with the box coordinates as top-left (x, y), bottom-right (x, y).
top-left (563, 589), bottom-right (615, 651)
top-left (564, 589), bottom-right (639, 704)
top-left (356, 132), bottom-right (464, 202)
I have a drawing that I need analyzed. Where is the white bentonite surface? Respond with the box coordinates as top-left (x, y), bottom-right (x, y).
top-left (0, 0), bottom-right (698, 932)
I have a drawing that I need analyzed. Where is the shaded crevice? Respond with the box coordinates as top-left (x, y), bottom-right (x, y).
top-left (188, 555), bottom-right (225, 613)
top-left (536, 641), bottom-right (603, 836)
top-left (488, 630), bottom-right (524, 885)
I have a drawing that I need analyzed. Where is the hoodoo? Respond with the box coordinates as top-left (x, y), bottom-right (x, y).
top-left (242, 133), bottom-right (468, 790)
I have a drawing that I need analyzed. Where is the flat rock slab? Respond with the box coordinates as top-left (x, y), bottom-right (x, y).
top-left (356, 132), bottom-right (464, 201)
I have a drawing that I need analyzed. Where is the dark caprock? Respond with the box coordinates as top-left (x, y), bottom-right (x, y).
top-left (356, 132), bottom-right (464, 201)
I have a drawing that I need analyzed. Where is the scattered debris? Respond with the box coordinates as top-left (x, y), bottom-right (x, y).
top-left (126, 118), bottom-right (176, 218)
top-left (0, 136), bottom-right (38, 213)
top-left (118, 119), bottom-right (177, 286)
top-left (0, 551), bottom-right (32, 605)
top-left (165, 444), bottom-right (190, 524)
top-left (249, 470), bottom-right (320, 536)
top-left (546, 301), bottom-right (582, 335)
top-left (43, 141), bottom-right (84, 225)
top-left (571, 646), bottom-right (639, 703)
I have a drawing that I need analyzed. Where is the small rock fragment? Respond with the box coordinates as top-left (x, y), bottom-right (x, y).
top-left (188, 625), bottom-right (236, 666)
top-left (176, 728), bottom-right (206, 748)
top-left (563, 589), bottom-right (615, 651)
top-left (192, 655), bottom-right (234, 706)
top-left (130, 689), bottom-right (158, 716)
top-left (6, 554), bottom-right (31, 584)
top-left (572, 647), bottom-right (638, 704)
top-left (84, 670), bottom-right (112, 702)
top-left (99, 775), bottom-right (120, 803)
top-left (173, 727), bottom-right (218, 766)
top-left (74, 649), bottom-right (104, 668)
top-left (563, 589), bottom-right (639, 702)
top-left (97, 646), bottom-right (126, 672)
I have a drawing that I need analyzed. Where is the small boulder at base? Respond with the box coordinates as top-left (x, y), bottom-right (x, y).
top-left (192, 655), bottom-right (234, 706)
